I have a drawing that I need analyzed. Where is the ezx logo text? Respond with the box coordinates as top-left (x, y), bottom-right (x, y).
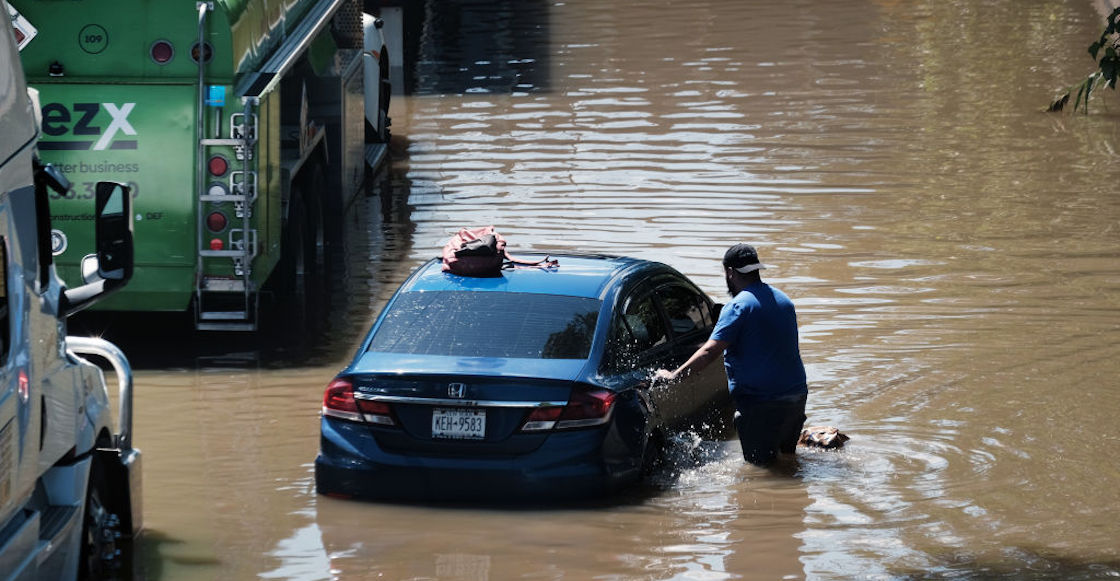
top-left (39, 102), bottom-right (137, 151)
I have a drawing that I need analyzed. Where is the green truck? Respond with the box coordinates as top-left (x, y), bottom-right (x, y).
top-left (10, 0), bottom-right (392, 331)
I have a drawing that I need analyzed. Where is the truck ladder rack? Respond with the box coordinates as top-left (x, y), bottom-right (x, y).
top-left (194, 2), bottom-right (260, 331)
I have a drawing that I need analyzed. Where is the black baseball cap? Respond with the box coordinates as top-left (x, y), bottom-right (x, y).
top-left (723, 243), bottom-right (770, 274)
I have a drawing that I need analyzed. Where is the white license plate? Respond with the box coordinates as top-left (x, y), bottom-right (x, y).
top-left (431, 408), bottom-right (486, 440)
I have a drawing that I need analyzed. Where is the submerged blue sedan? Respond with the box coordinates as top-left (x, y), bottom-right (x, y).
top-left (314, 253), bottom-right (731, 501)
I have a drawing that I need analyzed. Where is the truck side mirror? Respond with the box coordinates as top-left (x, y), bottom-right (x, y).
top-left (94, 181), bottom-right (133, 282)
top-left (62, 182), bottom-right (134, 317)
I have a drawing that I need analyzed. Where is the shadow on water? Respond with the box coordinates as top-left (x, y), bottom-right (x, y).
top-left (66, 160), bottom-right (417, 371)
top-left (393, 0), bottom-right (552, 96)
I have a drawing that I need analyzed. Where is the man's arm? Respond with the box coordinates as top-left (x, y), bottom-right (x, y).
top-left (654, 338), bottom-right (728, 382)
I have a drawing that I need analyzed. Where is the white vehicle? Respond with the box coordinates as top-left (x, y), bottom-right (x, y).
top-left (1, 5), bottom-right (141, 580)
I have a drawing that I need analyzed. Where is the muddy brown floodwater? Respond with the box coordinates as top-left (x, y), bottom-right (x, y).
top-left (85, 0), bottom-right (1120, 579)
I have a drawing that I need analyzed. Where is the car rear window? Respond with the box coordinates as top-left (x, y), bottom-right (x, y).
top-left (368, 291), bottom-right (601, 359)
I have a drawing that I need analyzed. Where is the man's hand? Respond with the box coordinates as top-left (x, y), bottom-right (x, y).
top-left (653, 369), bottom-right (677, 383)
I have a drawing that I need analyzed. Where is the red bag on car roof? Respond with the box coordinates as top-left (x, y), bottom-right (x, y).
top-left (441, 226), bottom-right (557, 277)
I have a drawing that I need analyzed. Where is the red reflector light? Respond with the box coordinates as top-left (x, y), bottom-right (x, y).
top-left (525, 406), bottom-right (563, 423)
top-left (150, 40), bottom-right (174, 64)
top-left (206, 211), bottom-right (227, 232)
top-left (208, 155), bottom-right (228, 177)
top-left (209, 238), bottom-right (223, 251)
top-left (18, 370), bottom-right (28, 403)
top-left (356, 399), bottom-right (391, 415)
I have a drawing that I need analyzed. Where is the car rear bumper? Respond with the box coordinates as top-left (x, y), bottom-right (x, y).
top-left (314, 417), bottom-right (638, 501)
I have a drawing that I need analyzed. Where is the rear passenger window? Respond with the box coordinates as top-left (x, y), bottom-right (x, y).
top-left (604, 293), bottom-right (667, 373)
top-left (621, 294), bottom-right (667, 352)
top-left (657, 285), bottom-right (707, 337)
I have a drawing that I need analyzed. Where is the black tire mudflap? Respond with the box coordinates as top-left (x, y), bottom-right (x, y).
top-left (94, 447), bottom-right (143, 538)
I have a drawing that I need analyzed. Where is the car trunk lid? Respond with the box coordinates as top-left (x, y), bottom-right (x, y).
top-left (350, 372), bottom-right (580, 456)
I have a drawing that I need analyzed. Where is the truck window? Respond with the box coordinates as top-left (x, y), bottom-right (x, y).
top-left (0, 237), bottom-right (8, 363)
top-left (34, 177), bottom-right (52, 293)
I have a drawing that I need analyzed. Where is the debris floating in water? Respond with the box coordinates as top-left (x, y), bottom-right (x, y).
top-left (798, 426), bottom-right (850, 449)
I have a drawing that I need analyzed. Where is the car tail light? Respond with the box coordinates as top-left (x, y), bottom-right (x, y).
top-left (355, 398), bottom-right (395, 426)
top-left (322, 377), bottom-right (397, 426)
top-left (322, 378), bottom-right (362, 422)
top-left (521, 406), bottom-right (562, 431)
top-left (521, 387), bottom-right (615, 431)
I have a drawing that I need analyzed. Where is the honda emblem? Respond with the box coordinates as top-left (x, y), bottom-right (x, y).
top-left (448, 383), bottom-right (467, 398)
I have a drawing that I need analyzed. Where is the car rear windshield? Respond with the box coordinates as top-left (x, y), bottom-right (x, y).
top-left (367, 291), bottom-right (601, 359)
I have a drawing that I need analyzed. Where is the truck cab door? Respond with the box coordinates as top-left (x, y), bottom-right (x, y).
top-left (0, 218), bottom-right (37, 530)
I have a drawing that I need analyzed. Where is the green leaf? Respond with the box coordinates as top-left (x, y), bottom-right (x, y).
top-left (1090, 41), bottom-right (1102, 59)
top-left (1075, 82), bottom-right (1088, 113)
top-left (1102, 59), bottom-right (1118, 79)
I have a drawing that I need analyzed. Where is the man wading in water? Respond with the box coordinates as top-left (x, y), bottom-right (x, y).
top-left (655, 244), bottom-right (807, 467)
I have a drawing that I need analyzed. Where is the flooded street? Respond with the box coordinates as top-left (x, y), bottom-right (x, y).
top-left (103, 0), bottom-right (1120, 578)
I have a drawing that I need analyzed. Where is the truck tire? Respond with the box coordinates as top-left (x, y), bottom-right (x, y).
top-left (79, 456), bottom-right (122, 580)
top-left (304, 164), bottom-right (335, 296)
top-left (275, 189), bottom-right (326, 348)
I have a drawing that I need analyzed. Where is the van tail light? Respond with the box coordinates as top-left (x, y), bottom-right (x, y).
top-left (322, 378), bottom-right (395, 426)
top-left (521, 387), bottom-right (616, 431)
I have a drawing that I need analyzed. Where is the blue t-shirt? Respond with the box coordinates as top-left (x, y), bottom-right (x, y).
top-left (710, 282), bottom-right (807, 400)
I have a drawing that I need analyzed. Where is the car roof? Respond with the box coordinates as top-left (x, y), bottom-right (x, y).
top-left (403, 253), bottom-right (652, 299)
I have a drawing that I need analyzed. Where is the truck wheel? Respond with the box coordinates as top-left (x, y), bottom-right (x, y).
top-left (279, 194), bottom-right (310, 338)
top-left (276, 190), bottom-right (325, 347)
top-left (79, 458), bottom-right (122, 580)
top-left (303, 165), bottom-right (334, 296)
